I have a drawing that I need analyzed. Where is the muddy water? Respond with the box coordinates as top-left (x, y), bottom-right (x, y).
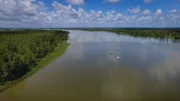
top-left (0, 30), bottom-right (180, 101)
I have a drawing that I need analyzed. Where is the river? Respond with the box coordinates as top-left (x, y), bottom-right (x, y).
top-left (0, 30), bottom-right (180, 101)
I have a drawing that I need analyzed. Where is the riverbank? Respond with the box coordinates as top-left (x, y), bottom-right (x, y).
top-left (0, 42), bottom-right (69, 94)
top-left (64, 28), bottom-right (180, 40)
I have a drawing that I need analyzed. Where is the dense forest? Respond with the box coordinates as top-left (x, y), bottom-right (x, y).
top-left (108, 29), bottom-right (180, 40)
top-left (0, 30), bottom-right (69, 84)
top-left (65, 28), bottom-right (180, 40)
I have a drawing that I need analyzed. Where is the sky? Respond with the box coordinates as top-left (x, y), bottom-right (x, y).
top-left (0, 0), bottom-right (180, 28)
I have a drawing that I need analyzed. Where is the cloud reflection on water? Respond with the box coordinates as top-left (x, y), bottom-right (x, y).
top-left (68, 30), bottom-right (162, 44)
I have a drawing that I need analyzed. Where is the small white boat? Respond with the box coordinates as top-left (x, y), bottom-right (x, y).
top-left (117, 56), bottom-right (120, 60)
top-left (110, 52), bottom-right (112, 54)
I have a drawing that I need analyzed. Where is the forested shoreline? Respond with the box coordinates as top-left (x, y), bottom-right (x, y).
top-left (65, 28), bottom-right (180, 40)
top-left (0, 30), bottom-right (69, 88)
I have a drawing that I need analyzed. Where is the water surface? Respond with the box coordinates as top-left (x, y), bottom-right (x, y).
top-left (1, 30), bottom-right (180, 101)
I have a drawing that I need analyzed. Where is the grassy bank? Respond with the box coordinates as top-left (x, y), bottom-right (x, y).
top-left (0, 42), bottom-right (69, 93)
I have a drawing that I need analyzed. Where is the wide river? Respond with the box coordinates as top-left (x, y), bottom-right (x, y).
top-left (1, 30), bottom-right (180, 101)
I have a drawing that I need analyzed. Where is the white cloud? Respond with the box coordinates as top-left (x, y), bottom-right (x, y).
top-left (65, 0), bottom-right (84, 5)
top-left (0, 0), bottom-right (38, 22)
top-left (155, 9), bottom-right (163, 16)
top-left (0, 1), bottom-right (179, 27)
top-left (143, 9), bottom-right (151, 15)
top-left (127, 6), bottom-right (141, 14)
top-left (144, 0), bottom-right (153, 3)
top-left (106, 0), bottom-right (120, 3)
top-left (168, 9), bottom-right (177, 13)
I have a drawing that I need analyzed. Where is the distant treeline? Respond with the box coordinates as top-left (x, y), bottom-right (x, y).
top-left (65, 28), bottom-right (180, 40)
top-left (0, 30), bottom-right (69, 84)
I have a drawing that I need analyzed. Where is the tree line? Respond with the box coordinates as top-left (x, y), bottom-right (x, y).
top-left (108, 29), bottom-right (180, 40)
top-left (0, 30), bottom-right (69, 84)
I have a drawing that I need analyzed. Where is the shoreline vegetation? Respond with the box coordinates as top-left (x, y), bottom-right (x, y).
top-left (64, 28), bottom-right (180, 41)
top-left (0, 28), bottom-right (180, 93)
top-left (0, 30), bottom-right (69, 93)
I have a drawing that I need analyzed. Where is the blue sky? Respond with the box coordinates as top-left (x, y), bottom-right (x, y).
top-left (55, 0), bottom-right (180, 13)
top-left (0, 0), bottom-right (180, 28)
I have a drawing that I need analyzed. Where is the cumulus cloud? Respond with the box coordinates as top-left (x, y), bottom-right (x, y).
top-left (65, 0), bottom-right (84, 5)
top-left (143, 9), bottom-right (151, 15)
top-left (168, 9), bottom-right (177, 13)
top-left (144, 0), bottom-right (153, 3)
top-left (0, 0), bottom-right (179, 27)
top-left (0, 0), bottom-right (38, 22)
top-left (155, 9), bottom-right (163, 16)
top-left (127, 6), bottom-right (141, 14)
top-left (106, 0), bottom-right (120, 3)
